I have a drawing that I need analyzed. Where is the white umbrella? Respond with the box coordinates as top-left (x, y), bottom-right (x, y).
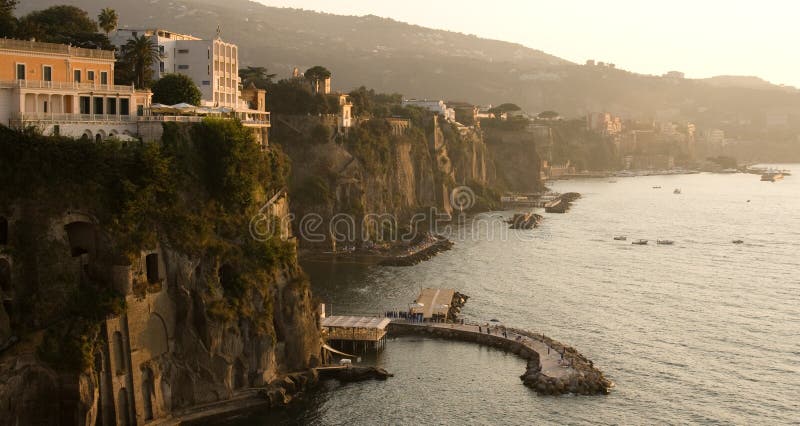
top-left (170, 103), bottom-right (198, 112)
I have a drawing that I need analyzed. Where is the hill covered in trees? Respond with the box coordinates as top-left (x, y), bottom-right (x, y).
top-left (18, 0), bottom-right (800, 159)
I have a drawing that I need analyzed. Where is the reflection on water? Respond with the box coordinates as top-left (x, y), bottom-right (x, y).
top-left (239, 169), bottom-right (800, 424)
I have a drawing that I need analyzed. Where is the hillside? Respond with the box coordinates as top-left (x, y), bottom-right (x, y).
top-left (17, 0), bottom-right (800, 156)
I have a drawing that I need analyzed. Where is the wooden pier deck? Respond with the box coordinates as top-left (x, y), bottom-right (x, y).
top-left (411, 288), bottom-right (455, 320)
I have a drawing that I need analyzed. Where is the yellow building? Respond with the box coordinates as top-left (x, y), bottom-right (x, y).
top-left (0, 38), bottom-right (153, 141)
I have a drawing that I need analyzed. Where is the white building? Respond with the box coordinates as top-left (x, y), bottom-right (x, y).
top-left (111, 29), bottom-right (241, 109)
top-left (402, 99), bottom-right (456, 122)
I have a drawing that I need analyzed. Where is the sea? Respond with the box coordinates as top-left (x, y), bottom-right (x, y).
top-left (226, 167), bottom-right (800, 425)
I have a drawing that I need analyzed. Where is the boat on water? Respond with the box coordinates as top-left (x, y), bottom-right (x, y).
top-left (673, 188), bottom-right (681, 194)
top-left (632, 239), bottom-right (648, 245)
top-left (732, 240), bottom-right (744, 244)
top-left (657, 240), bottom-right (674, 245)
top-left (613, 236), bottom-right (627, 241)
top-left (652, 186), bottom-right (662, 189)
top-left (761, 172), bottom-right (784, 182)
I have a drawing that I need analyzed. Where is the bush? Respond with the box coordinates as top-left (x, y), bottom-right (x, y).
top-left (152, 73), bottom-right (202, 106)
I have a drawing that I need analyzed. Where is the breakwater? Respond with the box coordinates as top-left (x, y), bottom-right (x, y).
top-left (388, 322), bottom-right (612, 396)
top-left (378, 237), bottom-right (454, 266)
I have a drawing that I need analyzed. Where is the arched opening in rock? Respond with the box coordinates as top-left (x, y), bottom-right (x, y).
top-left (145, 253), bottom-right (160, 283)
top-left (117, 387), bottom-right (131, 426)
top-left (218, 264), bottom-right (237, 291)
top-left (141, 366), bottom-right (155, 421)
top-left (143, 314), bottom-right (169, 357)
top-left (112, 331), bottom-right (126, 375)
top-left (233, 359), bottom-right (246, 390)
top-left (0, 217), bottom-right (8, 245)
top-left (0, 259), bottom-right (10, 293)
top-left (95, 133), bottom-right (102, 143)
top-left (65, 222), bottom-right (96, 257)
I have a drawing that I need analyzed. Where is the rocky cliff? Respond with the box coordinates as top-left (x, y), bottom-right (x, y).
top-left (273, 113), bottom-right (499, 246)
top-left (0, 122), bottom-right (321, 425)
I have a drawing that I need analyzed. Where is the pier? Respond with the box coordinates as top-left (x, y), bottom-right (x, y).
top-left (388, 320), bottom-right (612, 395)
top-left (321, 315), bottom-right (391, 353)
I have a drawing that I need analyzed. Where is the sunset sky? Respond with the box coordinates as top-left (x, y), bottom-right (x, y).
top-left (255, 0), bottom-right (798, 88)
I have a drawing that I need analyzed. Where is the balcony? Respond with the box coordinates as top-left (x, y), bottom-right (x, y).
top-left (0, 80), bottom-right (139, 93)
top-left (0, 38), bottom-right (115, 60)
top-left (11, 112), bottom-right (138, 124)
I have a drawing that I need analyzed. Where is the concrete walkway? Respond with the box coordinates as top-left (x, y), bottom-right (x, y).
top-left (394, 321), bottom-right (575, 379)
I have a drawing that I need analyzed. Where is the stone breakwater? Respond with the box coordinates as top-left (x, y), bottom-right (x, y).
top-left (379, 237), bottom-right (454, 266)
top-left (388, 322), bottom-right (612, 396)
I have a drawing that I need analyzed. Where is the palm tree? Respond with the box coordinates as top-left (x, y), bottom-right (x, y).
top-left (121, 34), bottom-right (159, 88)
top-left (97, 8), bottom-right (118, 36)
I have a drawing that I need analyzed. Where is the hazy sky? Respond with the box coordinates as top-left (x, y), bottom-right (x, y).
top-left (254, 0), bottom-right (798, 87)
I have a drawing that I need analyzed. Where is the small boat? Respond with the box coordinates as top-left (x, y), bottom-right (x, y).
top-left (732, 240), bottom-right (744, 244)
top-left (632, 239), bottom-right (648, 245)
top-left (657, 240), bottom-right (674, 245)
top-left (673, 188), bottom-right (681, 194)
top-left (652, 186), bottom-right (662, 189)
top-left (613, 236), bottom-right (627, 241)
top-left (761, 172), bottom-right (783, 182)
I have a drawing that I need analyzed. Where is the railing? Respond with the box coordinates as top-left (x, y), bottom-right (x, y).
top-left (0, 80), bottom-right (139, 92)
top-left (0, 39), bottom-right (115, 60)
top-left (137, 115), bottom-right (204, 123)
top-left (12, 113), bottom-right (137, 123)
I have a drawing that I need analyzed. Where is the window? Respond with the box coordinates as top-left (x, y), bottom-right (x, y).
top-left (43, 66), bottom-right (52, 82)
top-left (202, 80), bottom-right (210, 86)
top-left (158, 45), bottom-right (165, 55)
top-left (94, 97), bottom-right (104, 114)
top-left (178, 65), bottom-right (189, 70)
top-left (74, 70), bottom-right (81, 83)
top-left (177, 49), bottom-right (189, 54)
top-left (132, 31), bottom-right (138, 37)
top-left (207, 65), bottom-right (210, 75)
top-left (107, 98), bottom-right (117, 115)
top-left (146, 254), bottom-right (160, 283)
top-left (79, 96), bottom-right (90, 114)
top-left (43, 101), bottom-right (48, 113)
top-left (87, 71), bottom-right (95, 81)
top-left (159, 62), bottom-right (165, 73)
top-left (100, 71), bottom-right (108, 85)
top-left (137, 105), bottom-right (144, 116)
top-left (16, 63), bottom-right (25, 80)
top-left (120, 99), bottom-right (130, 116)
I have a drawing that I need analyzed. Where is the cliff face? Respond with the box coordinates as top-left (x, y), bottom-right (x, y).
top-left (0, 123), bottom-right (321, 425)
top-left (483, 125), bottom-right (545, 193)
top-left (272, 114), bottom-right (498, 246)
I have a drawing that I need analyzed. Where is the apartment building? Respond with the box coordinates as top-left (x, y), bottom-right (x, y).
top-left (111, 29), bottom-right (241, 108)
top-left (0, 38), bottom-right (153, 141)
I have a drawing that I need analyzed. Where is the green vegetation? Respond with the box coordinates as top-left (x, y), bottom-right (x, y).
top-left (1, 119), bottom-right (292, 371)
top-left (0, 0), bottom-right (17, 37)
top-left (489, 103), bottom-right (521, 114)
top-left (348, 86), bottom-right (404, 118)
top-left (152, 74), bottom-right (203, 106)
top-left (97, 8), bottom-right (118, 36)
top-left (16, 5), bottom-right (111, 49)
top-left (239, 66), bottom-right (276, 90)
top-left (116, 34), bottom-right (160, 88)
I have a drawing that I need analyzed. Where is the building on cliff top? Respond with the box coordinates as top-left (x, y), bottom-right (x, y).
top-left (0, 38), bottom-right (154, 141)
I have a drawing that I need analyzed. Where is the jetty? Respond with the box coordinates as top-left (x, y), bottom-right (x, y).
top-left (378, 235), bottom-right (453, 266)
top-left (388, 321), bottom-right (612, 396)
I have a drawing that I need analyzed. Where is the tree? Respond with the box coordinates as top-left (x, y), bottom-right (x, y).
top-left (304, 65), bottom-right (331, 93)
top-left (489, 103), bottom-right (522, 114)
top-left (0, 0), bottom-right (18, 38)
top-left (119, 34), bottom-right (160, 88)
top-left (17, 5), bottom-right (111, 49)
top-left (239, 66), bottom-right (276, 90)
top-left (151, 74), bottom-right (202, 106)
top-left (537, 110), bottom-right (561, 120)
top-left (97, 8), bottom-right (118, 36)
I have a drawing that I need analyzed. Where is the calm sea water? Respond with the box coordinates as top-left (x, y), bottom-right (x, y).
top-left (230, 167), bottom-right (800, 425)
